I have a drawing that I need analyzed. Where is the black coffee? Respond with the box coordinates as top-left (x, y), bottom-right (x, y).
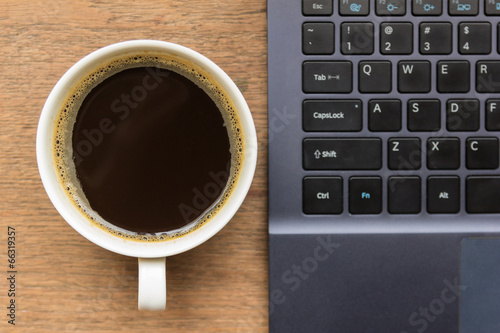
top-left (54, 55), bottom-right (242, 240)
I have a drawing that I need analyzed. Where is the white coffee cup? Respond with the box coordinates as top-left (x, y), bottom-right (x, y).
top-left (36, 40), bottom-right (258, 310)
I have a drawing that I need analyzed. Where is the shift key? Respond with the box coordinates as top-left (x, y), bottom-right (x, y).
top-left (303, 138), bottom-right (382, 170)
top-left (303, 61), bottom-right (352, 93)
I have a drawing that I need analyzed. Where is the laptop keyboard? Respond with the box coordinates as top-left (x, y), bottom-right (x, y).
top-left (299, 0), bottom-right (500, 217)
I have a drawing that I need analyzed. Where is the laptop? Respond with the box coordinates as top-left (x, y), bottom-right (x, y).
top-left (267, 0), bottom-right (500, 331)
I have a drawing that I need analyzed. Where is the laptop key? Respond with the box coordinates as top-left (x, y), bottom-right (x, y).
top-left (349, 177), bottom-right (382, 214)
top-left (303, 138), bottom-right (382, 170)
top-left (303, 61), bottom-right (352, 93)
top-left (477, 61), bottom-right (500, 93)
top-left (303, 177), bottom-right (343, 214)
top-left (376, 0), bottom-right (406, 16)
top-left (466, 176), bottom-right (500, 213)
top-left (459, 22), bottom-right (491, 54)
top-left (419, 22), bottom-right (452, 55)
top-left (437, 61), bottom-right (470, 93)
top-left (486, 99), bottom-right (500, 130)
top-left (427, 137), bottom-right (461, 170)
top-left (359, 61), bottom-right (391, 93)
top-left (368, 99), bottom-right (402, 131)
top-left (412, 0), bottom-right (442, 15)
top-left (408, 99), bottom-right (441, 131)
top-left (398, 61), bottom-right (431, 93)
top-left (339, 0), bottom-right (369, 15)
top-left (449, 0), bottom-right (479, 15)
top-left (388, 138), bottom-right (422, 170)
top-left (485, 0), bottom-right (500, 15)
top-left (303, 100), bottom-right (362, 132)
top-left (466, 137), bottom-right (500, 169)
top-left (427, 176), bottom-right (460, 214)
top-left (388, 176), bottom-right (422, 214)
top-left (446, 99), bottom-right (480, 131)
top-left (341, 22), bottom-right (374, 55)
top-left (303, 22), bottom-right (335, 55)
top-left (302, 0), bottom-right (333, 15)
top-left (381, 22), bottom-right (413, 55)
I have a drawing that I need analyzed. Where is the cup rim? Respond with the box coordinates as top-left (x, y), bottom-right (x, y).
top-left (36, 40), bottom-right (257, 258)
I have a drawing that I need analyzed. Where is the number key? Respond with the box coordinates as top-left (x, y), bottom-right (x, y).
top-left (381, 22), bottom-right (413, 55)
top-left (459, 22), bottom-right (491, 54)
top-left (341, 22), bottom-right (374, 54)
top-left (420, 22), bottom-right (452, 54)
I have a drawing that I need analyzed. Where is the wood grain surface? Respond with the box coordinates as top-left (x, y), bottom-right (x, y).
top-left (0, 1), bottom-right (268, 332)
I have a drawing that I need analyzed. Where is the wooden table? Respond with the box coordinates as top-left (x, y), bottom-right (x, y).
top-left (0, 1), bottom-right (268, 332)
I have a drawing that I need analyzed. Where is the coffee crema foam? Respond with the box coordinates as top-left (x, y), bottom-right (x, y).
top-left (53, 51), bottom-right (244, 242)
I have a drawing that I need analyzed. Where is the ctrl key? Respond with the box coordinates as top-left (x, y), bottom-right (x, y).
top-left (303, 177), bottom-right (343, 214)
top-left (466, 176), bottom-right (500, 213)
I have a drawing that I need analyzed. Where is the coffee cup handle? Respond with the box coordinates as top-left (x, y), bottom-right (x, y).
top-left (138, 257), bottom-right (166, 310)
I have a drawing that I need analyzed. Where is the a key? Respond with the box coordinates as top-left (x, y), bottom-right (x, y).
top-left (477, 61), bottom-right (500, 93)
top-left (408, 99), bottom-right (441, 131)
top-left (368, 100), bottom-right (402, 131)
top-left (341, 22), bottom-right (374, 55)
top-left (388, 138), bottom-right (422, 170)
top-left (449, 0), bottom-right (479, 15)
top-left (485, 0), bottom-right (500, 15)
top-left (381, 22), bottom-right (413, 55)
top-left (446, 99), bottom-right (480, 131)
top-left (427, 137), bottom-right (461, 170)
top-left (388, 176), bottom-right (422, 214)
top-left (339, 0), bottom-right (369, 15)
top-left (437, 61), bottom-right (470, 93)
top-left (359, 61), bottom-right (392, 93)
top-left (427, 176), bottom-right (460, 214)
top-left (303, 138), bottom-right (382, 170)
top-left (376, 0), bottom-right (406, 15)
top-left (466, 137), bottom-right (499, 169)
top-left (459, 22), bottom-right (491, 54)
top-left (419, 22), bottom-right (452, 55)
top-left (303, 61), bottom-right (352, 93)
top-left (486, 99), bottom-right (500, 130)
top-left (303, 0), bottom-right (333, 15)
top-left (303, 22), bottom-right (335, 55)
top-left (467, 176), bottom-right (500, 213)
top-left (349, 177), bottom-right (382, 214)
top-left (303, 177), bottom-right (343, 214)
top-left (398, 61), bottom-right (431, 93)
top-left (303, 100), bottom-right (362, 132)
top-left (412, 0), bottom-right (443, 15)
